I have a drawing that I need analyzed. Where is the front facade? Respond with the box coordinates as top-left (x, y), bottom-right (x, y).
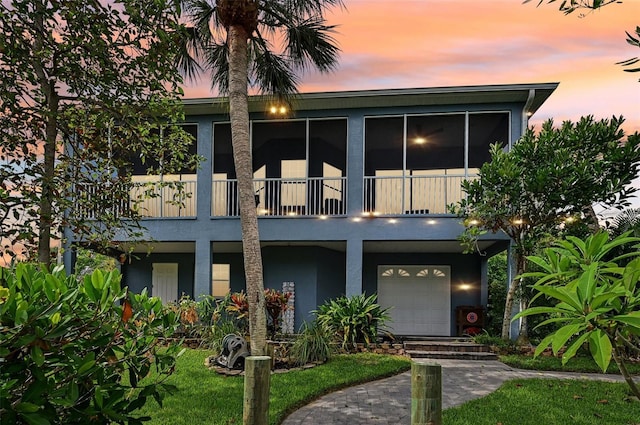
top-left (66, 83), bottom-right (557, 336)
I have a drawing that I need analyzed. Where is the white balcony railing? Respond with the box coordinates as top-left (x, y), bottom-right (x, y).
top-left (129, 180), bottom-right (197, 218)
top-left (363, 174), bottom-right (475, 215)
top-left (212, 177), bottom-right (346, 217)
top-left (77, 180), bottom-right (197, 219)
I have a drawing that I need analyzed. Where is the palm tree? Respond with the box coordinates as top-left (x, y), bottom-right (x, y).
top-left (180, 0), bottom-right (343, 357)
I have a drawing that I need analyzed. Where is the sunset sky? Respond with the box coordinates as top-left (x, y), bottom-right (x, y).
top-left (184, 0), bottom-right (640, 134)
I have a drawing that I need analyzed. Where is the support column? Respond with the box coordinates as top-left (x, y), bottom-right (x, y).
top-left (480, 256), bottom-right (488, 306)
top-left (345, 239), bottom-right (363, 297)
top-left (194, 238), bottom-right (211, 298)
top-left (196, 117), bottom-right (212, 220)
top-left (346, 113), bottom-right (364, 216)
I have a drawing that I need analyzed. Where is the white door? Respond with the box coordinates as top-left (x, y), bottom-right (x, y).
top-left (152, 263), bottom-right (178, 303)
top-left (377, 265), bottom-right (451, 336)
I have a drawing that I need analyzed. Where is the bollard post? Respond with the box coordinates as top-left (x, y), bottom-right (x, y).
top-left (243, 356), bottom-right (271, 425)
top-left (411, 361), bottom-right (442, 425)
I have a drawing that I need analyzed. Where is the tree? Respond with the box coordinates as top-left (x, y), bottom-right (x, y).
top-left (514, 232), bottom-right (640, 399)
top-left (452, 116), bottom-right (640, 340)
top-left (524, 0), bottom-right (640, 79)
top-left (0, 0), bottom-right (199, 265)
top-left (180, 0), bottom-right (343, 358)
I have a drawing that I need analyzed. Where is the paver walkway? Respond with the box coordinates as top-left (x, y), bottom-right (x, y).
top-left (281, 359), bottom-right (625, 425)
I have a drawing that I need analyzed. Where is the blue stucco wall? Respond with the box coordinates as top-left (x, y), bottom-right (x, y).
top-left (123, 253), bottom-right (194, 299)
top-left (316, 248), bottom-right (346, 305)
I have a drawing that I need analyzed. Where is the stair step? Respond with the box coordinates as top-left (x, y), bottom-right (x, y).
top-left (403, 341), bottom-right (492, 353)
top-left (406, 350), bottom-right (498, 361)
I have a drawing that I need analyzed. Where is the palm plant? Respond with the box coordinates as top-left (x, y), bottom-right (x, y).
top-left (179, 0), bottom-right (343, 359)
top-left (315, 293), bottom-right (392, 352)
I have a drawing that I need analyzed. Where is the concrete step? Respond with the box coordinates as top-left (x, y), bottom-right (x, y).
top-left (405, 350), bottom-right (498, 361)
top-left (403, 341), bottom-right (492, 353)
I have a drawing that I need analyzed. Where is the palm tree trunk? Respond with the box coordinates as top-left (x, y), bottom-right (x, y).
top-left (227, 23), bottom-right (267, 356)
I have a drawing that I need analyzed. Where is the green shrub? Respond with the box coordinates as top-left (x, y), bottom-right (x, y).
top-left (472, 332), bottom-right (518, 354)
top-left (290, 321), bottom-right (334, 365)
top-left (0, 263), bottom-right (182, 425)
top-left (315, 293), bottom-right (391, 352)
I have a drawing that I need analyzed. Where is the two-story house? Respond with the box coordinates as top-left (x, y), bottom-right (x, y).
top-left (64, 82), bottom-right (557, 337)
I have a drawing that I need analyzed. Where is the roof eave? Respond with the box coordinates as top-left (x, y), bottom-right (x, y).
top-left (183, 82), bottom-right (559, 116)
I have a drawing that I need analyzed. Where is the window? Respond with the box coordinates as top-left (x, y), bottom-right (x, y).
top-left (212, 264), bottom-right (230, 298)
top-left (468, 112), bottom-right (509, 168)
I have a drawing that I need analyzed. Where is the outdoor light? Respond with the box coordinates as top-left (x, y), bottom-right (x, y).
top-left (287, 211), bottom-right (297, 216)
top-left (459, 283), bottom-right (472, 291)
top-left (319, 215), bottom-right (328, 220)
top-left (468, 219), bottom-right (479, 226)
top-left (414, 136), bottom-right (427, 144)
top-left (268, 105), bottom-right (288, 115)
top-left (388, 219), bottom-right (397, 224)
top-left (426, 219), bottom-right (437, 225)
top-left (512, 218), bottom-right (524, 225)
top-left (352, 217), bottom-right (362, 222)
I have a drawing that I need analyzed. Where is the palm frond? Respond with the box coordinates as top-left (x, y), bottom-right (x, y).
top-left (203, 41), bottom-right (230, 94)
top-left (280, 0), bottom-right (346, 16)
top-left (611, 208), bottom-right (640, 237)
top-left (284, 17), bottom-right (340, 73)
top-left (174, 25), bottom-right (203, 82)
top-left (250, 34), bottom-right (299, 100)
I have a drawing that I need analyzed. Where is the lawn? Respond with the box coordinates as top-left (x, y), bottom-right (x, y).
top-left (137, 350), bottom-right (411, 425)
top-left (443, 378), bottom-right (640, 425)
top-left (138, 349), bottom-right (640, 425)
top-left (500, 354), bottom-right (640, 375)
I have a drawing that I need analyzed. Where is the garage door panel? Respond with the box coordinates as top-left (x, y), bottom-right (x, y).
top-left (377, 265), bottom-right (451, 336)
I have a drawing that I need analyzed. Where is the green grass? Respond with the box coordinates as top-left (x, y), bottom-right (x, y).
top-left (500, 354), bottom-right (640, 375)
top-left (137, 349), bottom-right (410, 425)
top-left (136, 349), bottom-right (640, 425)
top-left (443, 378), bottom-right (640, 425)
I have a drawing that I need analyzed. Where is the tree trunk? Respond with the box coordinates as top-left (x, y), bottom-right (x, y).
top-left (33, 11), bottom-right (56, 266)
top-left (583, 204), bottom-right (601, 234)
top-left (227, 24), bottom-right (267, 356)
top-left (38, 113), bottom-right (57, 266)
top-left (612, 343), bottom-right (640, 400)
top-left (501, 253), bottom-right (526, 340)
top-left (516, 297), bottom-right (530, 346)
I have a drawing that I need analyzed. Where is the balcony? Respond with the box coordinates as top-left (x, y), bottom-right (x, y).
top-left (76, 179), bottom-right (197, 219)
top-left (212, 177), bottom-right (346, 217)
top-left (364, 173), bottom-right (475, 215)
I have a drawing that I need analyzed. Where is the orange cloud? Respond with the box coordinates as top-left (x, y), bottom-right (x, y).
top-left (182, 0), bottom-right (640, 133)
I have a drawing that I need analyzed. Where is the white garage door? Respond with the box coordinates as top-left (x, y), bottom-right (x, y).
top-left (377, 265), bottom-right (451, 336)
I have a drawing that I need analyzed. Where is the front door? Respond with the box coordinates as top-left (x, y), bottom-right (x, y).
top-left (152, 263), bottom-right (178, 303)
